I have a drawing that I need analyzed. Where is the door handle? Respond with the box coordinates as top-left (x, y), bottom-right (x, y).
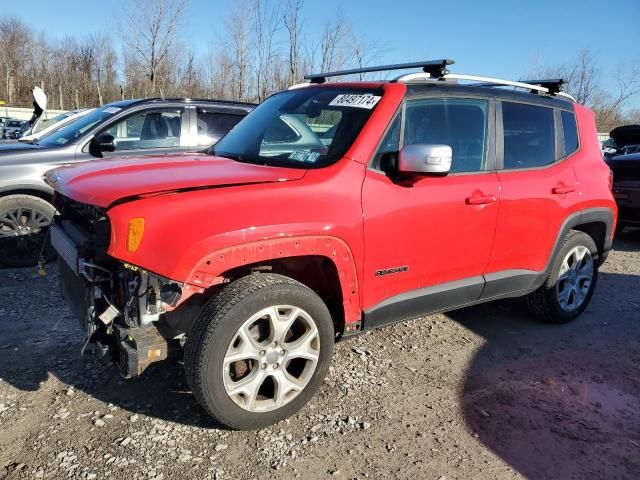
top-left (465, 194), bottom-right (497, 205)
top-left (552, 185), bottom-right (576, 195)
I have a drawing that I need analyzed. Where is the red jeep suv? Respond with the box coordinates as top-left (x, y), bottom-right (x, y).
top-left (46, 60), bottom-right (617, 429)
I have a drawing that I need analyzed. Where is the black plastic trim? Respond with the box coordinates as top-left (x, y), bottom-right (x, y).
top-left (362, 276), bottom-right (484, 331)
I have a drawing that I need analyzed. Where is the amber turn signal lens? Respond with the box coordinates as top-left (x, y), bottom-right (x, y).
top-left (126, 218), bottom-right (145, 252)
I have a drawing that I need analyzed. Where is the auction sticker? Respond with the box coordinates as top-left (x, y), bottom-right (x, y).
top-left (329, 94), bottom-right (381, 109)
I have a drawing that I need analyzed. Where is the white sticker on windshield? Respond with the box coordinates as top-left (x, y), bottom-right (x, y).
top-left (103, 107), bottom-right (122, 114)
top-left (329, 94), bottom-right (381, 110)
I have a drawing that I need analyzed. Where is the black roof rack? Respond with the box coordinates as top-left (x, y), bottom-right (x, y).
top-left (304, 59), bottom-right (455, 84)
top-left (517, 79), bottom-right (566, 95)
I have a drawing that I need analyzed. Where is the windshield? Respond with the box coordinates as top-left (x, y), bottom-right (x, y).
top-left (31, 111), bottom-right (73, 135)
top-left (213, 86), bottom-right (383, 168)
top-left (38, 105), bottom-right (123, 147)
top-left (6, 120), bottom-right (22, 128)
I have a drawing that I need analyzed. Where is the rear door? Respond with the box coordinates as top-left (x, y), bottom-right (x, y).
top-left (483, 101), bottom-right (582, 296)
top-left (362, 96), bottom-right (500, 319)
top-left (189, 107), bottom-right (246, 150)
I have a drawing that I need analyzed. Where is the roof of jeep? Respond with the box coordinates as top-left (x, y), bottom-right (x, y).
top-left (307, 80), bottom-right (574, 109)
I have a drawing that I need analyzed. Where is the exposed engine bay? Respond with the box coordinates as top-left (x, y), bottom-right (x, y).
top-left (52, 196), bottom-right (185, 377)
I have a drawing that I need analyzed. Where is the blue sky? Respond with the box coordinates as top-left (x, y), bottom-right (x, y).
top-left (5, 0), bottom-right (640, 109)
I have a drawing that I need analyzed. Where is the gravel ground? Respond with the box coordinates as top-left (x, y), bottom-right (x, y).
top-left (1, 231), bottom-right (639, 480)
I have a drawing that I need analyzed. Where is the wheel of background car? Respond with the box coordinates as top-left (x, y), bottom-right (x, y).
top-left (526, 230), bottom-right (598, 324)
top-left (0, 194), bottom-right (57, 268)
top-left (184, 273), bottom-right (334, 430)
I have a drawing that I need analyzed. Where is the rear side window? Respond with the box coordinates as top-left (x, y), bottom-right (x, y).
top-left (404, 98), bottom-right (489, 173)
top-left (561, 110), bottom-right (579, 156)
top-left (196, 110), bottom-right (244, 146)
top-left (502, 102), bottom-right (555, 169)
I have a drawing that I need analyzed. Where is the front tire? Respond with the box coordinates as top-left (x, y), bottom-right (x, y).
top-left (526, 230), bottom-right (598, 324)
top-left (0, 194), bottom-right (56, 268)
top-left (184, 273), bottom-right (334, 430)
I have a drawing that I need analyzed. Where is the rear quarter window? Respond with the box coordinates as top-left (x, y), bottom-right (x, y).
top-left (561, 110), bottom-right (579, 156)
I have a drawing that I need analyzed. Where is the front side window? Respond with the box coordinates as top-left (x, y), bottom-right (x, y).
top-left (196, 109), bottom-right (244, 146)
top-left (103, 109), bottom-right (183, 151)
top-left (502, 102), bottom-right (555, 169)
top-left (403, 98), bottom-right (488, 173)
top-left (561, 110), bottom-right (579, 156)
top-left (213, 87), bottom-right (382, 168)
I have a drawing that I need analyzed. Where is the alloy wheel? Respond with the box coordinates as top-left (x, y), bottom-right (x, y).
top-left (0, 206), bottom-right (51, 258)
top-left (222, 305), bottom-right (320, 413)
top-left (555, 245), bottom-right (594, 312)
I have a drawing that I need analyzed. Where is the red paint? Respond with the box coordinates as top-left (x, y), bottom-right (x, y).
top-left (50, 153), bottom-right (306, 208)
top-left (53, 82), bottom-right (616, 329)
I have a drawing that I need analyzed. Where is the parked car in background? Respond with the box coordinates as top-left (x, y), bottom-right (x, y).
top-left (0, 97), bottom-right (254, 267)
top-left (604, 125), bottom-right (640, 158)
top-left (1, 119), bottom-right (30, 139)
top-left (604, 125), bottom-right (640, 233)
top-left (0, 116), bottom-right (14, 128)
top-left (607, 152), bottom-right (640, 233)
top-left (19, 109), bottom-right (92, 144)
top-left (46, 60), bottom-right (616, 430)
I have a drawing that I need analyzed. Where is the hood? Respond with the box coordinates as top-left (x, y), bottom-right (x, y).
top-left (609, 125), bottom-right (640, 148)
top-left (46, 153), bottom-right (307, 208)
top-left (0, 142), bottom-right (41, 153)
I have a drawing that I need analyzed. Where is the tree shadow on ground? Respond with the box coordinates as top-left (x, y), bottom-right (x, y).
top-left (449, 270), bottom-right (640, 479)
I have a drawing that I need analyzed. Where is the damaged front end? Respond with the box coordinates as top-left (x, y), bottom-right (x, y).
top-left (52, 196), bottom-right (184, 377)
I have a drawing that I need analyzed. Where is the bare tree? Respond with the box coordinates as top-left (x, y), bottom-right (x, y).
top-left (283, 0), bottom-right (304, 85)
top-left (119, 0), bottom-right (188, 94)
top-left (225, 2), bottom-right (252, 101)
top-left (318, 12), bottom-right (350, 74)
top-left (530, 49), bottom-right (640, 131)
top-left (252, 0), bottom-right (281, 102)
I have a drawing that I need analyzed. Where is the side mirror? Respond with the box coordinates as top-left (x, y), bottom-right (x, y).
top-left (91, 133), bottom-right (116, 156)
top-left (398, 144), bottom-right (452, 175)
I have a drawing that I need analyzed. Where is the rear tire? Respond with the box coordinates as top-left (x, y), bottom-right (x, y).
top-left (184, 273), bottom-right (334, 430)
top-left (0, 194), bottom-right (56, 268)
top-left (526, 230), bottom-right (598, 324)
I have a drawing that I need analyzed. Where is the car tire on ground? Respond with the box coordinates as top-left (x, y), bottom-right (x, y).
top-left (184, 273), bottom-right (334, 430)
top-left (0, 194), bottom-right (57, 268)
top-left (526, 230), bottom-right (599, 324)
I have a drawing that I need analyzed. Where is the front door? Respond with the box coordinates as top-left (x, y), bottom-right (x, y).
top-left (79, 107), bottom-right (189, 160)
top-left (362, 97), bottom-right (500, 324)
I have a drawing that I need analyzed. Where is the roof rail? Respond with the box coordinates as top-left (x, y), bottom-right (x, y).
top-left (395, 72), bottom-right (575, 101)
top-left (304, 59), bottom-right (455, 84)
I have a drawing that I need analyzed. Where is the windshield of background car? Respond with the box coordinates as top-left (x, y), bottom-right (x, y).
top-left (213, 86), bottom-right (384, 168)
top-left (38, 105), bottom-right (123, 147)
